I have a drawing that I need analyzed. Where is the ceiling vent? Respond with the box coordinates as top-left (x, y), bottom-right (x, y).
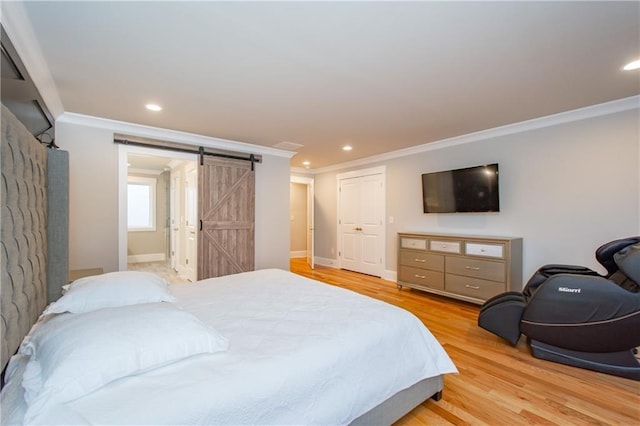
top-left (273, 141), bottom-right (304, 151)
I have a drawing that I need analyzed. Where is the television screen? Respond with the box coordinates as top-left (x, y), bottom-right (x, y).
top-left (422, 164), bottom-right (499, 213)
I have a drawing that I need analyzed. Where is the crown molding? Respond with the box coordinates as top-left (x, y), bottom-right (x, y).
top-left (56, 112), bottom-right (297, 159)
top-left (127, 168), bottom-right (164, 176)
top-left (291, 167), bottom-right (312, 174)
top-left (310, 95), bottom-right (640, 175)
top-left (336, 165), bottom-right (385, 180)
top-left (167, 159), bottom-right (185, 170)
top-left (1, 2), bottom-right (65, 118)
top-left (290, 176), bottom-right (313, 184)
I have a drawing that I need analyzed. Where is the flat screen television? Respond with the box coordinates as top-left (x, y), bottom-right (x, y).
top-left (422, 164), bottom-right (499, 213)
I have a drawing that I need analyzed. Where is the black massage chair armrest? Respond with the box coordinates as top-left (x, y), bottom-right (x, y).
top-left (521, 274), bottom-right (640, 352)
top-left (522, 264), bottom-right (601, 299)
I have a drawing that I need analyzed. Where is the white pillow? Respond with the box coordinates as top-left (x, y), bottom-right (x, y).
top-left (20, 303), bottom-right (229, 423)
top-left (45, 271), bottom-right (175, 314)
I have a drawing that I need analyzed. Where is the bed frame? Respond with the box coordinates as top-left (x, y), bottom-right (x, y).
top-left (1, 104), bottom-right (68, 375)
top-left (0, 103), bottom-right (444, 423)
top-left (351, 376), bottom-right (443, 425)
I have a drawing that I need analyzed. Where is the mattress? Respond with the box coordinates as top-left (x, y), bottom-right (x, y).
top-left (1, 269), bottom-right (456, 425)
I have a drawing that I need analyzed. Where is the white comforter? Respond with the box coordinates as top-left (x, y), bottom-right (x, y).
top-left (3, 269), bottom-right (456, 425)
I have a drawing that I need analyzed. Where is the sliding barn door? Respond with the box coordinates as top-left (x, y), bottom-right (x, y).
top-left (198, 157), bottom-right (255, 280)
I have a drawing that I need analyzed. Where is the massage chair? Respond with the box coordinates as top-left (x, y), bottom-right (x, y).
top-left (478, 237), bottom-right (640, 380)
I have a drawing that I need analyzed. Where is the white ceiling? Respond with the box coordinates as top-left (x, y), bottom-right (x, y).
top-left (14, 1), bottom-right (640, 169)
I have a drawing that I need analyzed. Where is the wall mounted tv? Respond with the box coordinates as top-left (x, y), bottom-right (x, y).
top-left (422, 164), bottom-right (500, 213)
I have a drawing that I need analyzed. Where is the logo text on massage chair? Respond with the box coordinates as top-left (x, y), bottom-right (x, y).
top-left (558, 287), bottom-right (581, 293)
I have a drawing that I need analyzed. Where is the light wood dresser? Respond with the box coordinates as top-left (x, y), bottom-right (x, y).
top-left (397, 232), bottom-right (522, 305)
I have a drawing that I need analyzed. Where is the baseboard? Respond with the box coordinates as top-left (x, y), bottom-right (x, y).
top-left (127, 253), bottom-right (166, 263)
top-left (315, 256), bottom-right (339, 268)
top-left (383, 269), bottom-right (398, 282)
top-left (309, 258), bottom-right (396, 280)
top-left (290, 250), bottom-right (307, 258)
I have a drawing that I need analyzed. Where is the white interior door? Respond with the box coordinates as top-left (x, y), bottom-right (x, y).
top-left (170, 173), bottom-right (180, 271)
top-left (339, 177), bottom-right (361, 272)
top-left (338, 171), bottom-right (384, 277)
top-left (359, 174), bottom-right (383, 274)
top-left (185, 165), bottom-right (198, 282)
top-left (306, 180), bottom-right (315, 269)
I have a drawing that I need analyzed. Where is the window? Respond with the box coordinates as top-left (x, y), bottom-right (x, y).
top-left (128, 176), bottom-right (156, 231)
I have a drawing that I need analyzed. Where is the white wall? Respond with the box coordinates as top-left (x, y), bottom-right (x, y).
top-left (55, 119), bottom-right (291, 274)
top-left (312, 108), bottom-right (639, 284)
top-left (56, 121), bottom-right (119, 272)
top-left (255, 154), bottom-right (291, 270)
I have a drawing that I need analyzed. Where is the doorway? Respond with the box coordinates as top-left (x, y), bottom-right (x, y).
top-left (119, 143), bottom-right (258, 281)
top-left (336, 166), bottom-right (385, 277)
top-left (290, 176), bottom-right (315, 270)
top-left (119, 145), bottom-right (197, 280)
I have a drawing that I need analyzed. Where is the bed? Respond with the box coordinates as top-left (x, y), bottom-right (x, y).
top-left (1, 269), bottom-right (456, 425)
top-left (1, 104), bottom-right (456, 425)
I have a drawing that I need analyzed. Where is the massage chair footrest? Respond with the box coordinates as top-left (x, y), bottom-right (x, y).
top-left (530, 340), bottom-right (640, 381)
top-left (478, 292), bottom-right (525, 345)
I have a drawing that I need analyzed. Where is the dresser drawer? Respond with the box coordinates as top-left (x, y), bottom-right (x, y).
top-left (429, 240), bottom-right (461, 254)
top-left (446, 257), bottom-right (505, 282)
top-left (445, 274), bottom-right (504, 301)
top-left (399, 266), bottom-right (444, 290)
top-left (399, 251), bottom-right (444, 271)
top-left (400, 238), bottom-right (427, 250)
top-left (465, 242), bottom-right (504, 258)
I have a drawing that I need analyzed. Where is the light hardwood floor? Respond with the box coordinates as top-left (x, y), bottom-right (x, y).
top-left (128, 261), bottom-right (189, 284)
top-left (290, 258), bottom-right (640, 426)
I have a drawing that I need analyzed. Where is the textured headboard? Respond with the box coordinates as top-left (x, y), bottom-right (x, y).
top-left (1, 105), bottom-right (49, 372)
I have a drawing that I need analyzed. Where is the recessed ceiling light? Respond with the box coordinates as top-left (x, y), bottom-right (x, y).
top-left (623, 59), bottom-right (640, 71)
top-left (145, 103), bottom-right (162, 111)
top-left (302, 161), bottom-right (310, 166)
top-left (342, 145), bottom-right (353, 151)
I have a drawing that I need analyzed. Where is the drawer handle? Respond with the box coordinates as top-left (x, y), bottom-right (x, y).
top-left (465, 284), bottom-right (480, 289)
top-left (465, 266), bottom-right (481, 271)
top-left (415, 274), bottom-right (426, 279)
top-left (414, 258), bottom-right (426, 263)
